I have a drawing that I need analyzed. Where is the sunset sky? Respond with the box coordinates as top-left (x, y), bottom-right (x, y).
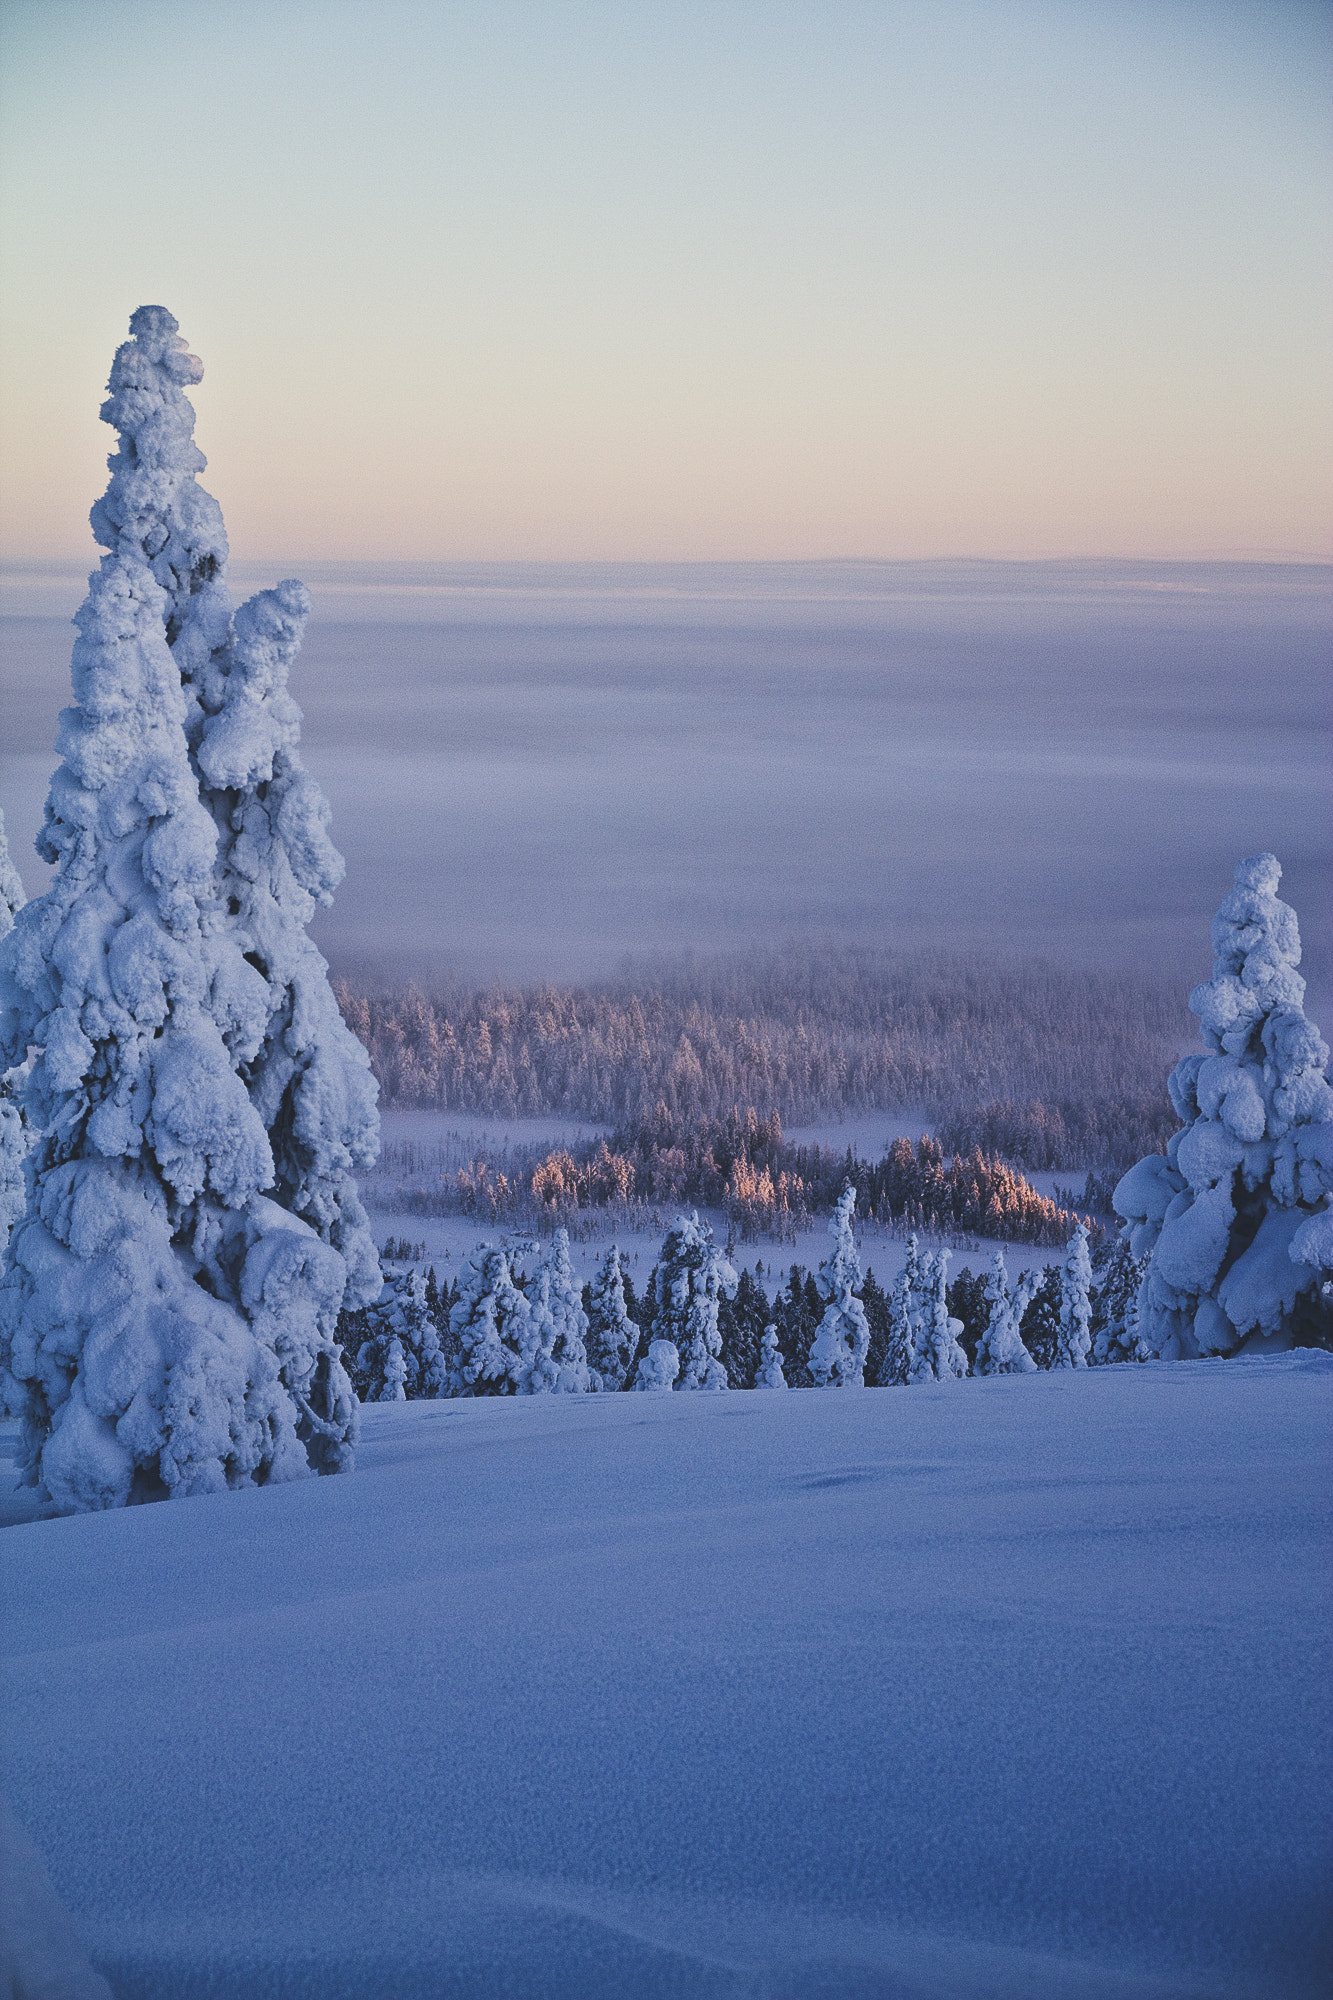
top-left (1, 0), bottom-right (1328, 563)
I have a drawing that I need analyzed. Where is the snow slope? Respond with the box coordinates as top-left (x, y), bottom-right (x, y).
top-left (2, 1357), bottom-right (1330, 1998)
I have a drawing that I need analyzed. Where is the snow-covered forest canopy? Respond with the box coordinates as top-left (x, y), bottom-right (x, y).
top-left (337, 944), bottom-right (1187, 1171)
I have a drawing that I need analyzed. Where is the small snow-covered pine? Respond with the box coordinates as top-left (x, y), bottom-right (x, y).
top-left (893, 1234), bottom-right (931, 1385)
top-left (1089, 1240), bottom-right (1150, 1364)
top-left (974, 1251), bottom-right (1039, 1375)
top-left (913, 1249), bottom-right (969, 1380)
top-left (1052, 1223), bottom-right (1093, 1367)
top-left (448, 1244), bottom-right (528, 1394)
top-left (515, 1229), bottom-right (591, 1393)
top-left (645, 1211), bottom-right (736, 1391)
top-left (754, 1324), bottom-right (788, 1389)
top-left (633, 1338), bottom-right (680, 1391)
top-left (809, 1184), bottom-right (871, 1387)
top-left (586, 1243), bottom-right (635, 1390)
top-left (544, 1229), bottom-right (593, 1391)
top-left (1113, 854), bottom-right (1333, 1355)
top-left (355, 1270), bottom-right (443, 1401)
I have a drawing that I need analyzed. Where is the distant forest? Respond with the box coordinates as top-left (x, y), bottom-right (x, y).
top-left (336, 944), bottom-right (1185, 1172)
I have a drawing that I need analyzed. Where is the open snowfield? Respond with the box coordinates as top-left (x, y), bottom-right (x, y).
top-left (2, 1354), bottom-right (1330, 1999)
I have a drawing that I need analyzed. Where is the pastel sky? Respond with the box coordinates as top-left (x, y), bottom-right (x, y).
top-left (1, 0), bottom-right (1329, 562)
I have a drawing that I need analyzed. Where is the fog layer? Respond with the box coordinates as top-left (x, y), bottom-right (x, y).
top-left (1, 559), bottom-right (1328, 995)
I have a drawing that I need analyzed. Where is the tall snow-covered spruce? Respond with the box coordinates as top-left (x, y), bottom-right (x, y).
top-left (809, 1184), bottom-right (870, 1387)
top-left (1114, 855), bottom-right (1333, 1356)
top-left (636, 1211), bottom-right (734, 1390)
top-left (0, 308), bottom-right (379, 1511)
top-left (0, 807), bottom-right (29, 1267)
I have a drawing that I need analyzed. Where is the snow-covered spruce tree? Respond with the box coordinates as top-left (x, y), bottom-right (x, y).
top-left (356, 1269), bottom-right (443, 1401)
top-left (1052, 1223), bottom-right (1093, 1367)
top-left (448, 1243), bottom-right (528, 1394)
top-left (645, 1211), bottom-right (736, 1390)
top-left (974, 1252), bottom-right (1039, 1375)
top-left (1088, 1240), bottom-right (1149, 1364)
top-left (0, 308), bottom-right (377, 1512)
top-left (586, 1243), bottom-right (635, 1389)
top-left (1113, 854), bottom-right (1333, 1356)
top-left (633, 1335), bottom-right (680, 1391)
top-left (754, 1323), bottom-right (788, 1388)
top-left (1019, 1266), bottom-right (1062, 1369)
top-left (810, 1184), bottom-right (870, 1387)
top-left (0, 808), bottom-right (29, 1264)
top-left (893, 1233), bottom-right (931, 1385)
top-left (912, 1249), bottom-right (969, 1380)
top-left (872, 1259), bottom-right (915, 1387)
top-left (517, 1229), bottom-right (591, 1393)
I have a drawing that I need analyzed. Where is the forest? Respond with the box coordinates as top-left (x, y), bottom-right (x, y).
top-left (375, 1114), bottom-right (1108, 1250)
top-left (335, 942), bottom-right (1186, 1172)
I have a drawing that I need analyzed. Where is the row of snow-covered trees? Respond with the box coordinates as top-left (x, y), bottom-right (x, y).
top-left (341, 1192), bottom-right (1138, 1403)
top-left (335, 946), bottom-right (1183, 1172)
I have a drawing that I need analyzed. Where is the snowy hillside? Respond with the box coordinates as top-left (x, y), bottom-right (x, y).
top-left (3, 1355), bottom-right (1329, 1998)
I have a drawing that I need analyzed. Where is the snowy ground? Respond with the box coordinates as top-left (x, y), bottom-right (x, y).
top-left (2, 1354), bottom-right (1330, 1998)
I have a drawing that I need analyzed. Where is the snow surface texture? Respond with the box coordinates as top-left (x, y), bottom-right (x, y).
top-left (809, 1184), bottom-right (871, 1386)
top-left (0, 1793), bottom-right (113, 2000)
top-left (1, 1358), bottom-right (1329, 1998)
top-left (1114, 854), bottom-right (1333, 1358)
top-left (0, 308), bottom-right (379, 1511)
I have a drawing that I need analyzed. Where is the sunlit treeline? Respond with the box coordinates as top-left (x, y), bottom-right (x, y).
top-left (379, 1110), bottom-right (1100, 1252)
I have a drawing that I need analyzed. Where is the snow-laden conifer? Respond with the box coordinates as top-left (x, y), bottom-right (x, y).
top-left (517, 1228), bottom-right (591, 1392)
top-left (0, 310), bottom-right (378, 1510)
top-left (809, 1184), bottom-right (870, 1387)
top-left (1089, 1241), bottom-right (1149, 1364)
top-left (1052, 1223), bottom-right (1093, 1367)
top-left (586, 1244), bottom-right (636, 1389)
top-left (646, 1211), bottom-right (735, 1390)
top-left (974, 1252), bottom-right (1039, 1374)
top-left (633, 1337), bottom-right (680, 1390)
top-left (912, 1249), bottom-right (969, 1380)
top-left (0, 808), bottom-right (29, 1267)
top-left (891, 1234), bottom-right (930, 1384)
top-left (1113, 855), bottom-right (1333, 1355)
top-left (448, 1244), bottom-right (527, 1393)
top-left (873, 1260), bottom-right (915, 1386)
top-left (754, 1324), bottom-right (788, 1388)
top-left (356, 1270), bottom-right (443, 1400)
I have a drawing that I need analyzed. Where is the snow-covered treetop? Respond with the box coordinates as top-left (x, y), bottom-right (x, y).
top-left (89, 306), bottom-right (228, 649)
top-left (817, 1183), bottom-right (863, 1306)
top-left (1193, 853), bottom-right (1303, 1056)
